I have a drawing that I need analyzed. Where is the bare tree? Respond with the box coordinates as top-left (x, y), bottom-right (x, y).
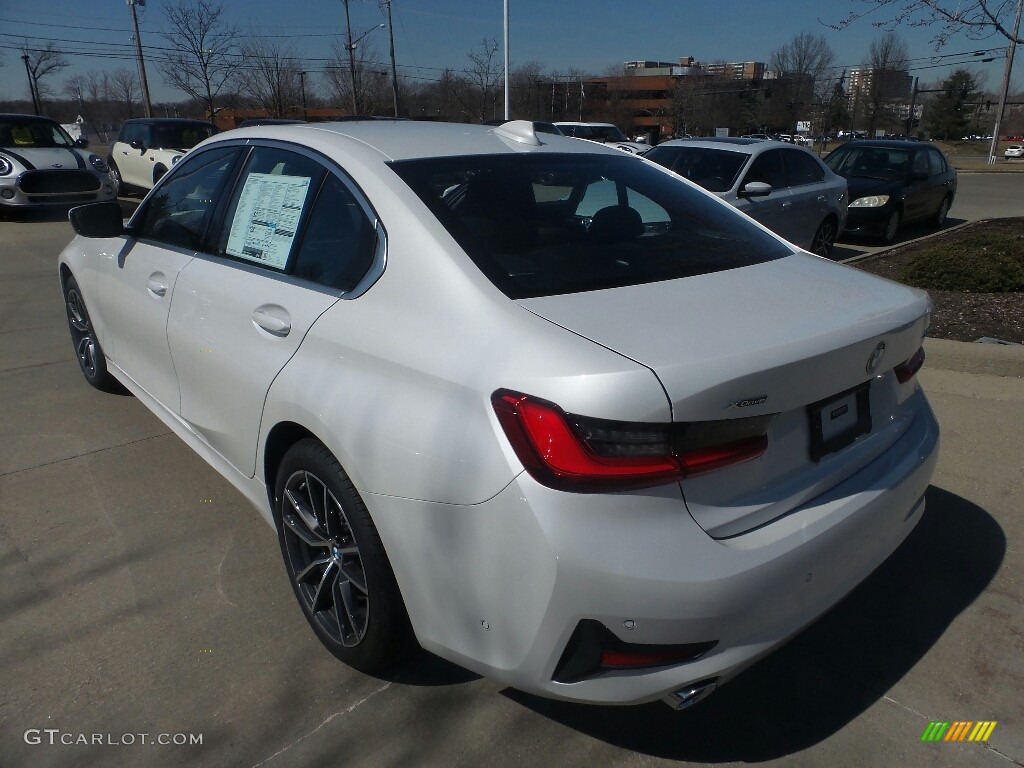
top-left (22, 42), bottom-right (69, 104)
top-left (158, 0), bottom-right (240, 120)
top-left (827, 0), bottom-right (1022, 48)
top-left (465, 37), bottom-right (503, 121)
top-left (865, 32), bottom-right (911, 134)
top-left (770, 32), bottom-right (837, 132)
top-left (237, 32), bottom-right (303, 118)
top-left (509, 61), bottom-right (546, 119)
top-left (109, 68), bottom-right (140, 120)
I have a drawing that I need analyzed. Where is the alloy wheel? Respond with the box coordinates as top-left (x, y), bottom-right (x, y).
top-left (811, 219), bottom-right (836, 258)
top-left (281, 469), bottom-right (369, 647)
top-left (66, 288), bottom-right (99, 378)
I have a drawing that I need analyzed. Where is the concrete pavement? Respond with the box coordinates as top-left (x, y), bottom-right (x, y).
top-left (1, 214), bottom-right (1021, 768)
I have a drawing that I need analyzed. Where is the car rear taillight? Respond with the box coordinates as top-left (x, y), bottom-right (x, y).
top-left (894, 346), bottom-right (925, 383)
top-left (492, 389), bottom-right (773, 492)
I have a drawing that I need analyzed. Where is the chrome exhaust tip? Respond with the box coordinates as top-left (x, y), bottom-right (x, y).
top-left (661, 679), bottom-right (718, 710)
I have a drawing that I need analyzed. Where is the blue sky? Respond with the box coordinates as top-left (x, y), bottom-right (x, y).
top-left (1, 0), bottom-right (1019, 102)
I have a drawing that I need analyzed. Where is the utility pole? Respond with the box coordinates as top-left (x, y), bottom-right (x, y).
top-left (21, 52), bottom-right (40, 115)
top-left (127, 0), bottom-right (153, 117)
top-left (988, 0), bottom-right (1023, 164)
top-left (381, 0), bottom-right (400, 117)
top-left (343, 0), bottom-right (359, 115)
top-left (906, 77), bottom-right (919, 135)
top-left (299, 71), bottom-right (308, 120)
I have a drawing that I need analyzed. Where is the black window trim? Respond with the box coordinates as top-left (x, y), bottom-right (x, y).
top-left (130, 138), bottom-right (387, 300)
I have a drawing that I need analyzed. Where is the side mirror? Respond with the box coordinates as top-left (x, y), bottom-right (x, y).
top-left (130, 139), bottom-right (146, 151)
top-left (739, 181), bottom-right (773, 198)
top-left (69, 201), bottom-right (125, 238)
top-left (73, 137), bottom-right (89, 148)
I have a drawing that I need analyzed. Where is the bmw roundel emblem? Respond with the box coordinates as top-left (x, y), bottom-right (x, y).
top-left (866, 342), bottom-right (886, 375)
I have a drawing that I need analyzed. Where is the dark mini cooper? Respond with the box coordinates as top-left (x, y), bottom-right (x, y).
top-left (825, 140), bottom-right (956, 243)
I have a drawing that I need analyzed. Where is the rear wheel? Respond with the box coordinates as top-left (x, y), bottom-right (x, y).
top-left (810, 217), bottom-right (837, 258)
top-left (108, 160), bottom-right (123, 195)
top-left (64, 275), bottom-right (119, 391)
top-left (274, 439), bottom-right (412, 672)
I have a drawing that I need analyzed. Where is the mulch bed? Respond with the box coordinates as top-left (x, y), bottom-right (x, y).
top-left (851, 219), bottom-right (1024, 345)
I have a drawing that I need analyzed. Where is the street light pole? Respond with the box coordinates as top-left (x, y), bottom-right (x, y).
top-left (127, 0), bottom-right (153, 118)
top-left (341, 0), bottom-right (384, 116)
top-left (987, 0), bottom-right (1023, 164)
top-left (382, 0), bottom-right (400, 117)
top-left (21, 53), bottom-right (40, 115)
top-left (503, 0), bottom-right (510, 120)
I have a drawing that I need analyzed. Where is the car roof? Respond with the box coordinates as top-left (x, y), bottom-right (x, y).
top-left (0, 112), bottom-right (59, 123)
top-left (206, 119), bottom-right (618, 162)
top-left (554, 121), bottom-right (616, 128)
top-left (837, 139), bottom-right (930, 150)
top-left (652, 138), bottom-right (804, 152)
top-left (123, 117), bottom-right (216, 126)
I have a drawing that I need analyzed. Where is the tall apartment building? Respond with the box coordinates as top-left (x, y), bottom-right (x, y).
top-left (846, 66), bottom-right (913, 111)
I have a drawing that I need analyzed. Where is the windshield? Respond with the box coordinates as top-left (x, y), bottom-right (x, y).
top-left (151, 124), bottom-right (216, 150)
top-left (590, 125), bottom-right (629, 142)
top-left (825, 146), bottom-right (909, 181)
top-left (390, 153), bottom-right (792, 299)
top-left (643, 146), bottom-right (749, 192)
top-left (0, 118), bottom-right (75, 149)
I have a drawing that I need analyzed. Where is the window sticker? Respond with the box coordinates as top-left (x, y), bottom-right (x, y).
top-left (226, 173), bottom-right (312, 269)
top-left (11, 126), bottom-right (33, 145)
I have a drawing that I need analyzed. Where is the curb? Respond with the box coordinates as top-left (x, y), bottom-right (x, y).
top-left (838, 221), bottom-right (974, 266)
top-left (924, 337), bottom-right (1024, 378)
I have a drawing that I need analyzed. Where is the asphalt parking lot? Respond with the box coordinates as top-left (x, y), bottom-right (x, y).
top-left (1, 178), bottom-right (1022, 767)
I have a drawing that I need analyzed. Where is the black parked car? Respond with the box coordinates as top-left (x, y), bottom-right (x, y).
top-left (824, 140), bottom-right (956, 244)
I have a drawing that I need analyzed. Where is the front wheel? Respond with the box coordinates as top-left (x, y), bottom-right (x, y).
top-left (932, 196), bottom-right (951, 228)
top-left (275, 439), bottom-right (412, 673)
top-left (64, 275), bottom-right (119, 391)
top-left (108, 161), bottom-right (123, 196)
top-left (881, 209), bottom-right (901, 245)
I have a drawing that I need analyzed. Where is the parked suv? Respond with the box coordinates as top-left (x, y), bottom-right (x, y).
top-left (109, 118), bottom-right (217, 192)
top-left (554, 122), bottom-right (649, 153)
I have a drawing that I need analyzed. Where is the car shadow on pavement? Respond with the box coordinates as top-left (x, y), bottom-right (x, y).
top-left (502, 485), bottom-right (1004, 761)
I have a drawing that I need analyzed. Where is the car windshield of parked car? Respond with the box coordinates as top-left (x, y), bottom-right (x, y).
top-left (390, 153), bottom-right (792, 299)
top-left (825, 146), bottom-right (909, 181)
top-left (0, 118), bottom-right (75, 149)
top-left (643, 146), bottom-right (749, 192)
top-left (151, 124), bottom-right (216, 150)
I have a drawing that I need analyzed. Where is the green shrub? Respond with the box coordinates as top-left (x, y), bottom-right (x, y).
top-left (900, 233), bottom-right (1024, 293)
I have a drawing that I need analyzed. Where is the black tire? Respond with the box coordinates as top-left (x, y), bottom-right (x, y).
top-left (63, 275), bottom-right (120, 392)
top-left (881, 209), bottom-right (901, 245)
top-left (932, 195), bottom-right (951, 228)
top-left (274, 439), bottom-right (412, 673)
top-left (810, 217), bottom-right (837, 258)
top-left (108, 160), bottom-right (124, 196)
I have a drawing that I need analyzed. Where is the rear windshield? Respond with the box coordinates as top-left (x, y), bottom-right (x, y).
top-left (390, 153), bottom-right (791, 299)
top-left (643, 145), bottom-right (749, 192)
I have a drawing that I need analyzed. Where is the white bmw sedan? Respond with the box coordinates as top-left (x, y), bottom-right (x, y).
top-left (59, 119), bottom-right (938, 709)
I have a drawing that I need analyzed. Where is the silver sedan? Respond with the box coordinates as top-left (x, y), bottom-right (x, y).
top-left (59, 119), bottom-right (936, 709)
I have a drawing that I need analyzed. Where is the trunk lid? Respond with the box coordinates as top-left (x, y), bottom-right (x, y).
top-left (517, 253), bottom-right (931, 537)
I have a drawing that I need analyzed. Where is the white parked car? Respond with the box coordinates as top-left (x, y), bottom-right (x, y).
top-left (60, 119), bottom-right (938, 709)
top-left (1004, 144), bottom-right (1023, 159)
top-left (108, 117), bottom-right (217, 192)
top-left (554, 121), bottom-right (649, 153)
top-left (0, 113), bottom-right (117, 212)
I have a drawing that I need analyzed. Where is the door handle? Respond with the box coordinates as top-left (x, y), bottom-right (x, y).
top-left (252, 305), bottom-right (291, 337)
top-left (781, 201), bottom-right (792, 209)
top-left (817, 195), bottom-right (827, 202)
top-left (146, 273), bottom-right (168, 297)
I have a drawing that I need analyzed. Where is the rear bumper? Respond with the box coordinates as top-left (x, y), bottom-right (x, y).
top-left (367, 391), bottom-right (939, 706)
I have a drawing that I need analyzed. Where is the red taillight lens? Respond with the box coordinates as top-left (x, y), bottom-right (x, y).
top-left (492, 389), bottom-right (772, 492)
top-left (894, 346), bottom-right (925, 383)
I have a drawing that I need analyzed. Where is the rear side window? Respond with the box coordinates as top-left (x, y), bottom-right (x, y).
top-left (390, 153), bottom-right (792, 299)
top-left (927, 149), bottom-right (947, 176)
top-left (782, 149), bottom-right (825, 186)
